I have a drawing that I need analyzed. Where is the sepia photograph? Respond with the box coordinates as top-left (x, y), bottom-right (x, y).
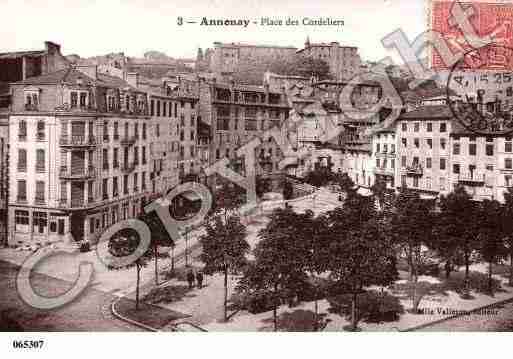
top-left (0, 0), bottom-right (512, 357)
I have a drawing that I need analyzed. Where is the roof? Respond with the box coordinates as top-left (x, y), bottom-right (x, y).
top-left (214, 42), bottom-right (297, 50)
top-left (0, 50), bottom-right (45, 59)
top-left (400, 105), bottom-right (454, 120)
top-left (12, 67), bottom-right (141, 92)
top-left (214, 82), bottom-right (283, 95)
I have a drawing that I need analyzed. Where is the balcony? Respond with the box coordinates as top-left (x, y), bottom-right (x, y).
top-left (374, 167), bottom-right (394, 176)
top-left (403, 164), bottom-right (423, 176)
top-left (103, 134), bottom-right (110, 143)
top-left (121, 162), bottom-right (136, 174)
top-left (59, 166), bottom-right (96, 180)
top-left (120, 136), bottom-right (137, 146)
top-left (58, 198), bottom-right (96, 210)
top-left (60, 135), bottom-right (96, 147)
top-left (458, 172), bottom-right (485, 186)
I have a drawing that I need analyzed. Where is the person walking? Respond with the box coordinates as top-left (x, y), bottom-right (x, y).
top-left (196, 271), bottom-right (204, 289)
top-left (186, 268), bottom-right (195, 289)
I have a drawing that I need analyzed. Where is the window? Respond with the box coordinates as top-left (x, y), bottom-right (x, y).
top-left (123, 174), bottom-right (129, 194)
top-left (70, 92), bottom-right (78, 108)
top-left (414, 138), bottom-right (419, 148)
top-left (113, 177), bottom-right (119, 197)
top-left (401, 123), bottom-right (407, 132)
top-left (453, 164), bottom-right (460, 174)
top-left (376, 158), bottom-right (380, 168)
top-left (156, 101), bottom-right (161, 117)
top-left (113, 148), bottom-right (119, 168)
top-left (102, 179), bottom-right (109, 200)
top-left (36, 121), bottom-right (45, 140)
top-left (156, 124), bottom-right (160, 137)
top-left (469, 143), bottom-right (477, 156)
top-left (134, 173), bottom-right (138, 191)
top-left (150, 100), bottom-right (155, 116)
top-left (134, 147), bottom-right (139, 165)
top-left (440, 177), bottom-right (446, 191)
top-left (114, 122), bottom-right (119, 140)
top-left (33, 212), bottom-right (47, 234)
top-left (90, 218), bottom-right (95, 234)
top-left (162, 102), bottom-right (167, 117)
top-left (440, 123), bottom-right (447, 132)
top-left (426, 139), bottom-right (433, 149)
top-left (17, 180), bottom-right (27, 202)
top-left (427, 123), bottom-right (433, 132)
top-left (80, 92), bottom-right (87, 108)
top-left (440, 138), bottom-right (446, 150)
top-left (440, 158), bottom-right (446, 170)
top-left (103, 149), bottom-right (109, 170)
top-left (401, 156), bottom-right (406, 167)
top-left (391, 159), bottom-right (395, 169)
top-left (414, 123), bottom-right (419, 132)
top-left (413, 177), bottom-right (419, 187)
top-left (486, 144), bottom-right (494, 156)
top-left (15, 210), bottom-right (29, 231)
top-left (486, 165), bottom-right (494, 171)
top-left (142, 123), bottom-right (147, 139)
top-left (142, 147), bottom-right (147, 164)
top-left (142, 172), bottom-right (146, 190)
top-left (453, 142), bottom-right (460, 155)
top-left (506, 175), bottom-right (512, 187)
top-left (426, 157), bottom-right (432, 169)
top-left (36, 149), bottom-right (45, 172)
top-left (426, 177), bottom-right (432, 189)
top-left (401, 138), bottom-right (407, 147)
top-left (506, 158), bottom-right (513, 169)
top-left (391, 144), bottom-right (396, 153)
top-left (376, 143), bottom-right (380, 153)
top-left (506, 142), bottom-right (512, 153)
top-left (18, 149), bottom-right (27, 172)
top-left (19, 120), bottom-right (27, 140)
top-left (35, 180), bottom-right (45, 203)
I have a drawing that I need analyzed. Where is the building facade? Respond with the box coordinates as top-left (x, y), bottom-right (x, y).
top-left (7, 66), bottom-right (157, 245)
top-left (198, 78), bottom-right (291, 190)
top-left (208, 42), bottom-right (297, 76)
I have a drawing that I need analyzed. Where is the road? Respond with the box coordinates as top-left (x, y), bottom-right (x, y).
top-left (0, 260), bottom-right (142, 331)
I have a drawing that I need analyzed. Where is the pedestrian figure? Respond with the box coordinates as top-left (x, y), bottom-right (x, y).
top-left (196, 271), bottom-right (204, 289)
top-left (186, 268), bottom-right (195, 289)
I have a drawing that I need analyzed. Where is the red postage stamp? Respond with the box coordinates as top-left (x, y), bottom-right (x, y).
top-left (429, 0), bottom-right (513, 70)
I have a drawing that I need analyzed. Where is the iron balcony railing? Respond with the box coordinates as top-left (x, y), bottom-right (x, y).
top-left (59, 135), bottom-right (96, 147)
top-left (59, 166), bottom-right (96, 180)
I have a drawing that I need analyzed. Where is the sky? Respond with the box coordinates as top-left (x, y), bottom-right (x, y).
top-left (0, 0), bottom-right (426, 63)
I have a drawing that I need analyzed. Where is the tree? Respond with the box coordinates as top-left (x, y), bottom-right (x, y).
top-left (108, 230), bottom-right (154, 310)
top-left (325, 190), bottom-right (397, 330)
top-left (389, 187), bottom-right (434, 313)
top-left (434, 186), bottom-right (479, 287)
top-left (139, 210), bottom-right (173, 285)
top-left (199, 213), bottom-right (249, 321)
top-left (477, 199), bottom-right (506, 296)
top-left (269, 55), bottom-right (331, 81)
top-left (371, 177), bottom-right (388, 212)
top-left (214, 181), bottom-right (245, 220)
top-left (238, 207), bottom-right (311, 331)
top-left (333, 172), bottom-right (356, 195)
top-left (502, 187), bottom-right (513, 286)
top-left (282, 180), bottom-right (294, 200)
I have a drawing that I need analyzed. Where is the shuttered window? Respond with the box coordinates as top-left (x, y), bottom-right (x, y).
top-left (18, 149), bottom-right (27, 172)
top-left (36, 149), bottom-right (45, 172)
top-left (17, 180), bottom-right (27, 202)
top-left (35, 180), bottom-right (45, 203)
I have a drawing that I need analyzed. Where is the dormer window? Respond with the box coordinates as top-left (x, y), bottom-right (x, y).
top-left (70, 91), bottom-right (88, 109)
top-left (24, 87), bottom-right (40, 111)
top-left (70, 92), bottom-right (78, 108)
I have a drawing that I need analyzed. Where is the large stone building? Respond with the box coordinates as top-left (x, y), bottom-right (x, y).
top-left (197, 78), bottom-right (291, 190)
top-left (207, 42), bottom-right (297, 76)
top-left (296, 38), bottom-right (362, 81)
top-left (6, 66), bottom-right (158, 245)
top-left (370, 100), bottom-right (513, 202)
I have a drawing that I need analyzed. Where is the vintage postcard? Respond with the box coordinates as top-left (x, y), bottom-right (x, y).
top-left (0, 1), bottom-right (513, 355)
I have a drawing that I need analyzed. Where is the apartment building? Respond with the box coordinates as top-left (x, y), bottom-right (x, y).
top-left (7, 66), bottom-right (154, 245)
top-left (198, 78), bottom-right (291, 190)
top-left (385, 102), bottom-right (513, 202)
top-left (372, 125), bottom-right (396, 190)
